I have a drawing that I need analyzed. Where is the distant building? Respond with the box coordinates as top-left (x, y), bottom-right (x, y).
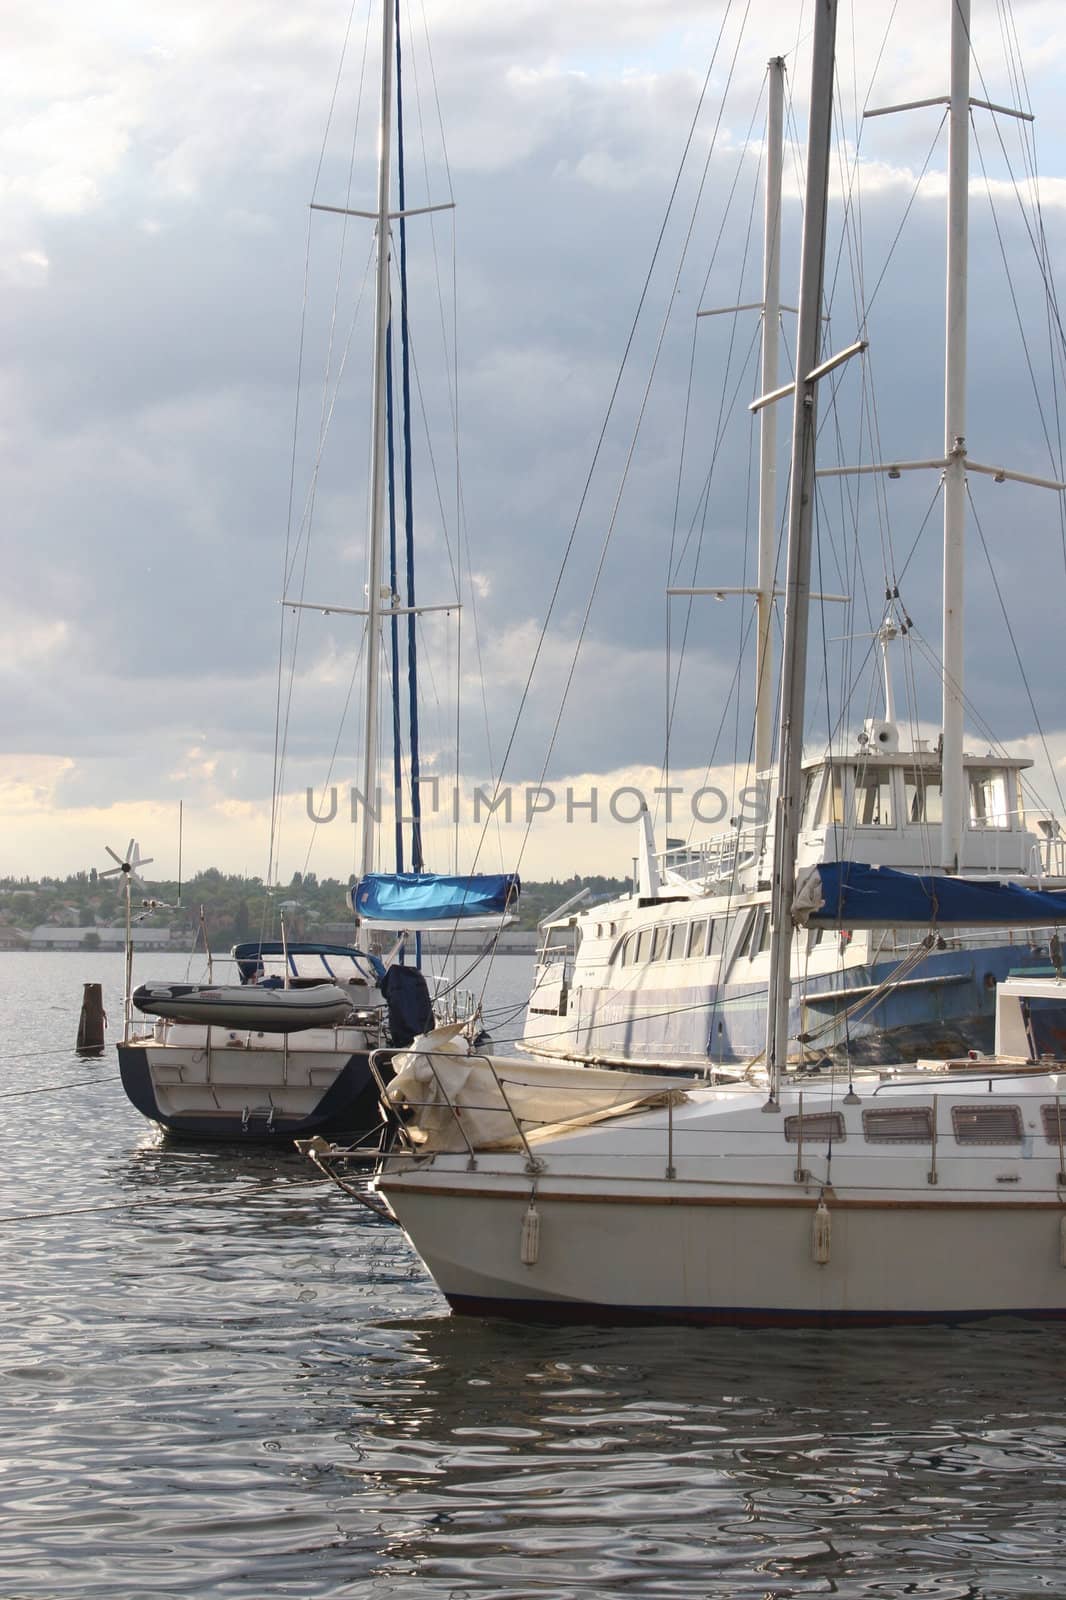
top-left (29, 926), bottom-right (172, 951)
top-left (48, 904), bottom-right (82, 927)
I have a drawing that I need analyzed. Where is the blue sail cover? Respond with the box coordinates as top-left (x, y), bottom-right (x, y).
top-left (352, 872), bottom-right (520, 931)
top-left (796, 861), bottom-right (1066, 929)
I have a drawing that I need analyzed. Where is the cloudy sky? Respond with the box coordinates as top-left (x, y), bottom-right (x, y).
top-left (4, 0), bottom-right (1066, 890)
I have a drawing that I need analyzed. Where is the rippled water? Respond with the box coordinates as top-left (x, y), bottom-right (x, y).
top-left (3, 951), bottom-right (1066, 1598)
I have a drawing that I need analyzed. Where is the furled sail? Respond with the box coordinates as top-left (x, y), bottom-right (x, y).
top-left (795, 861), bottom-right (1066, 929)
top-left (351, 871), bottom-right (520, 932)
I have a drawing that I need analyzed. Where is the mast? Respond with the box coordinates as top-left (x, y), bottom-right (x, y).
top-left (394, 0), bottom-right (424, 875)
top-left (765, 0), bottom-right (838, 1103)
top-left (359, 0), bottom-right (397, 878)
top-left (940, 0), bottom-right (970, 872)
top-left (754, 57), bottom-right (785, 778)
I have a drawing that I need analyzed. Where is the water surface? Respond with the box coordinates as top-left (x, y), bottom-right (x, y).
top-left (1, 951), bottom-right (1065, 1598)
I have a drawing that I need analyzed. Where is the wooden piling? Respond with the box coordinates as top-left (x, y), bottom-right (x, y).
top-left (76, 982), bottom-right (107, 1056)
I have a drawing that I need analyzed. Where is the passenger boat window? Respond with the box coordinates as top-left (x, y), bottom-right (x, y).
top-left (745, 910), bottom-right (763, 958)
top-left (668, 923), bottom-right (688, 961)
top-left (854, 770), bottom-right (893, 826)
top-left (707, 920), bottom-right (722, 955)
top-left (784, 1112), bottom-right (845, 1143)
top-left (904, 769), bottom-right (943, 824)
top-left (619, 933), bottom-right (636, 965)
top-left (687, 919), bottom-right (708, 959)
top-left (635, 929), bottom-right (653, 964)
top-left (816, 768), bottom-right (846, 826)
top-left (758, 912), bottom-right (773, 954)
top-left (651, 925), bottom-right (669, 962)
top-left (951, 1104), bottom-right (1023, 1143)
top-left (968, 768), bottom-right (1010, 829)
top-left (862, 1106), bottom-right (933, 1143)
top-left (734, 908), bottom-right (757, 959)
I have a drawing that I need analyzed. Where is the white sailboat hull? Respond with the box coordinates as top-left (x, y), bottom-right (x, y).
top-left (375, 1065), bottom-right (1066, 1324)
top-left (382, 1173), bottom-right (1066, 1325)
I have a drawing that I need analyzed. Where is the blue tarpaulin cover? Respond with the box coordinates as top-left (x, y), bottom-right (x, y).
top-left (796, 861), bottom-right (1066, 928)
top-left (352, 871), bottom-right (520, 930)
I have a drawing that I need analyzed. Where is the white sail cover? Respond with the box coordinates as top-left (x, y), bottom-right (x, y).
top-left (385, 1026), bottom-right (685, 1152)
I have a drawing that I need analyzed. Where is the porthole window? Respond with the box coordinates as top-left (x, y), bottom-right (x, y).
top-left (1040, 1105), bottom-right (1066, 1144)
top-left (862, 1106), bottom-right (934, 1144)
top-left (951, 1104), bottom-right (1023, 1144)
top-left (784, 1112), bottom-right (845, 1144)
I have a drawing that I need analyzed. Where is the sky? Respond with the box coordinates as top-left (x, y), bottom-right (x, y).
top-left (5, 0), bottom-right (1066, 893)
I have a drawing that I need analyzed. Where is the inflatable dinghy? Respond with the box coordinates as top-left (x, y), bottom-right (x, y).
top-left (132, 981), bottom-right (356, 1032)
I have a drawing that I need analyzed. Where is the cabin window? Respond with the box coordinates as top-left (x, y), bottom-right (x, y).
top-left (862, 1106), bottom-right (934, 1143)
top-left (620, 932), bottom-right (638, 966)
top-left (687, 919), bottom-right (709, 959)
top-left (854, 770), bottom-right (893, 827)
top-left (951, 1104), bottom-right (1023, 1144)
top-left (668, 923), bottom-right (688, 961)
top-left (969, 769), bottom-right (1010, 829)
top-left (759, 912), bottom-right (774, 954)
top-left (707, 920), bottom-right (722, 956)
top-left (635, 929), bottom-right (653, 964)
top-left (816, 768), bottom-right (846, 826)
top-left (904, 769), bottom-right (943, 824)
top-left (784, 1111), bottom-right (845, 1143)
top-left (1040, 1105), bottom-right (1066, 1145)
top-left (807, 925), bottom-right (826, 951)
top-left (651, 925), bottom-right (669, 962)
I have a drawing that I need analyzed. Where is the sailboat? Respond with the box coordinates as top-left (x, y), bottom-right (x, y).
top-left (521, 45), bottom-right (1066, 1077)
top-left (362, 0), bottom-right (1066, 1324)
top-left (117, 0), bottom-right (518, 1144)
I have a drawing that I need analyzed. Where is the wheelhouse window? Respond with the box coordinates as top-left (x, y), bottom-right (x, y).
top-left (816, 767), bottom-right (846, 826)
top-left (635, 929), bottom-right (654, 964)
top-left (687, 919), bottom-right (709, 959)
top-left (951, 1104), bottom-right (1023, 1144)
top-left (651, 925), bottom-right (669, 962)
top-left (854, 770), bottom-right (893, 827)
top-left (668, 923), bottom-right (688, 961)
top-left (968, 768), bottom-right (1010, 829)
top-left (904, 769), bottom-right (943, 824)
top-left (801, 768), bottom-right (824, 827)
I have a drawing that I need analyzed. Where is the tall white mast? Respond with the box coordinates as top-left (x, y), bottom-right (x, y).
top-left (360, 0), bottom-right (397, 878)
top-left (755, 57), bottom-right (785, 778)
top-left (765, 0), bottom-right (839, 1103)
top-left (940, 0), bottom-right (970, 872)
